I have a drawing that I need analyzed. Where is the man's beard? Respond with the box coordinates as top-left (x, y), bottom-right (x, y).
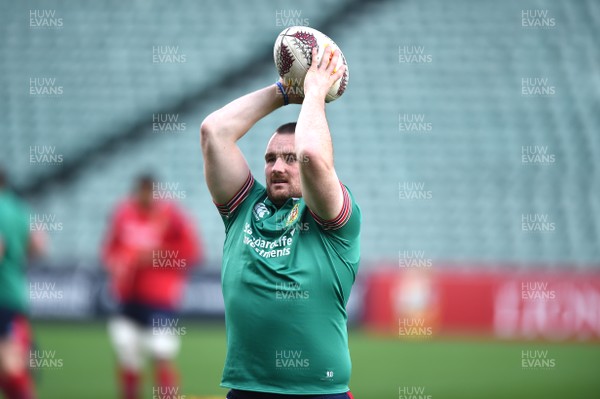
top-left (266, 182), bottom-right (301, 207)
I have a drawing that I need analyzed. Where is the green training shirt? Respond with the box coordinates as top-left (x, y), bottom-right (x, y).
top-left (0, 191), bottom-right (31, 314)
top-left (217, 174), bottom-right (361, 394)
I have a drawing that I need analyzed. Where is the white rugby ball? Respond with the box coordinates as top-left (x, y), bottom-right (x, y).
top-left (273, 26), bottom-right (349, 103)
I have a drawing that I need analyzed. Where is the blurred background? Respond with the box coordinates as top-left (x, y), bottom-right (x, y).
top-left (1, 0), bottom-right (599, 398)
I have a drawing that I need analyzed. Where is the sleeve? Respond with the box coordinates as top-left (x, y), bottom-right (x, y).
top-left (214, 173), bottom-right (265, 231)
top-left (214, 172), bottom-right (255, 217)
top-left (308, 182), bottom-right (361, 240)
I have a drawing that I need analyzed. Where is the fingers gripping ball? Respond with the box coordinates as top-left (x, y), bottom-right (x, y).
top-left (273, 26), bottom-right (349, 103)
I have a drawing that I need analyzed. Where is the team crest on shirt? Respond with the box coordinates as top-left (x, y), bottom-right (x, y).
top-left (253, 202), bottom-right (271, 221)
top-left (285, 203), bottom-right (300, 226)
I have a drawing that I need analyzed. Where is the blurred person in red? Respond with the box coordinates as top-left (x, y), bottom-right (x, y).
top-left (0, 168), bottom-right (45, 399)
top-left (102, 174), bottom-right (203, 399)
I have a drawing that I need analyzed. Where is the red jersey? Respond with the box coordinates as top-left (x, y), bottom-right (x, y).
top-left (102, 198), bottom-right (202, 309)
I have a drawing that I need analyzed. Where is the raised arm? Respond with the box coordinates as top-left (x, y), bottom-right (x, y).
top-left (200, 85), bottom-right (285, 204)
top-left (295, 46), bottom-right (347, 221)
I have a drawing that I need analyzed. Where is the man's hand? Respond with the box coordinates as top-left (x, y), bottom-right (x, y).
top-left (303, 46), bottom-right (346, 102)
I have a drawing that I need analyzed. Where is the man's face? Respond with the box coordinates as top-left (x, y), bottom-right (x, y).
top-left (264, 132), bottom-right (302, 207)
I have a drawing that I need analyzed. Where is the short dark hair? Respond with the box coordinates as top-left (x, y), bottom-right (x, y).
top-left (275, 122), bottom-right (296, 135)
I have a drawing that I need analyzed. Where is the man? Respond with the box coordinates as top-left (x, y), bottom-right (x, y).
top-left (0, 169), bottom-right (44, 399)
top-left (201, 46), bottom-right (360, 398)
top-left (102, 174), bottom-right (202, 399)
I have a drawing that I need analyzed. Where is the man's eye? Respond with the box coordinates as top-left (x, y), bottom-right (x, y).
top-left (285, 155), bottom-right (297, 163)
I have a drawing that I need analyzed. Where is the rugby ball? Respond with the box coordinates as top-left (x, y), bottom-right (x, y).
top-left (273, 26), bottom-right (349, 103)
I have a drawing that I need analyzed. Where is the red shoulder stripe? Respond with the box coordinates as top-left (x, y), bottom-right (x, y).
top-left (309, 182), bottom-right (352, 230)
top-left (215, 173), bottom-right (254, 216)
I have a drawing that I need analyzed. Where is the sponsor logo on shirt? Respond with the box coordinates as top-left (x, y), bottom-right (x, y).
top-left (253, 202), bottom-right (271, 221)
top-left (243, 223), bottom-right (293, 258)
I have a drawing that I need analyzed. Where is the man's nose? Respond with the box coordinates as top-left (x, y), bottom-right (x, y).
top-left (272, 156), bottom-right (286, 172)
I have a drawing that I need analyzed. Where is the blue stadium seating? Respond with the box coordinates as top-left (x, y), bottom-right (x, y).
top-left (1, 0), bottom-right (598, 268)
